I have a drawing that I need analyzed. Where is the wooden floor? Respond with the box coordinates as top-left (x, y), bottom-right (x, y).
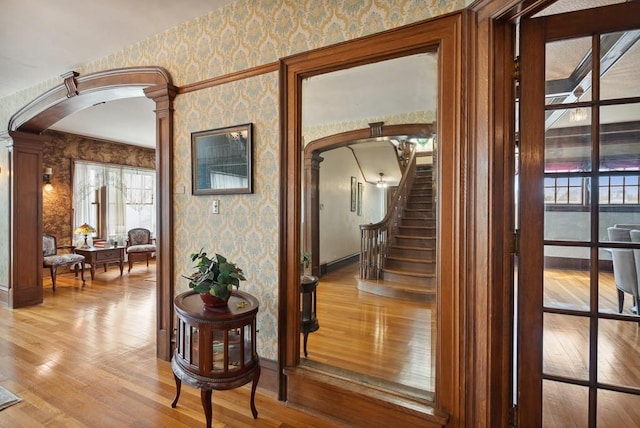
top-left (2, 262), bottom-right (639, 426)
top-left (304, 263), bottom-right (433, 397)
top-left (0, 264), bottom-right (343, 428)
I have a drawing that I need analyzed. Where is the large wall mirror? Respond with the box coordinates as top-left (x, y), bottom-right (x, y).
top-left (281, 15), bottom-right (463, 422)
top-left (300, 52), bottom-right (438, 400)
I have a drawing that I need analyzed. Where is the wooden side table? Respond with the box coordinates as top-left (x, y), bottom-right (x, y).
top-left (300, 275), bottom-right (320, 357)
top-left (171, 290), bottom-right (260, 428)
top-left (73, 246), bottom-right (125, 279)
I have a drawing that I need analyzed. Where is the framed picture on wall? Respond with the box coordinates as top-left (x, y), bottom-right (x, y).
top-left (350, 176), bottom-right (357, 212)
top-left (357, 182), bottom-right (363, 216)
top-left (191, 123), bottom-right (253, 195)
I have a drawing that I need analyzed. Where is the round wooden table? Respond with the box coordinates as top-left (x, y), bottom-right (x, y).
top-left (171, 290), bottom-right (260, 428)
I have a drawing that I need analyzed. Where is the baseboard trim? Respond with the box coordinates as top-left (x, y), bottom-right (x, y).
top-left (284, 362), bottom-right (447, 428)
top-left (0, 286), bottom-right (7, 305)
top-left (321, 253), bottom-right (359, 275)
top-left (544, 256), bottom-right (612, 272)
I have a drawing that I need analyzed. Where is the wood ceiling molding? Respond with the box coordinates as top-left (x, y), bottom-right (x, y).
top-left (178, 62), bottom-right (279, 94)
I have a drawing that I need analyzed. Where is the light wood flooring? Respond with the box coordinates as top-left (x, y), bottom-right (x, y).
top-left (0, 264), bottom-right (342, 428)
top-left (1, 262), bottom-right (639, 426)
top-left (303, 263), bottom-right (433, 398)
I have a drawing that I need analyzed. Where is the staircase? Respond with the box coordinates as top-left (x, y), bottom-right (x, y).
top-left (358, 164), bottom-right (437, 302)
top-left (383, 165), bottom-right (435, 287)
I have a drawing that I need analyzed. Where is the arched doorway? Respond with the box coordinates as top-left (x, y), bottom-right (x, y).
top-left (7, 66), bottom-right (176, 360)
top-left (302, 123), bottom-right (435, 276)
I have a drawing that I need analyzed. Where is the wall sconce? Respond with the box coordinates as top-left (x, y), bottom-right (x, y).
top-left (43, 167), bottom-right (53, 192)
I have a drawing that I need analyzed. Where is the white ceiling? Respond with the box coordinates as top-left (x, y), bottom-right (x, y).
top-left (0, 0), bottom-right (234, 99)
top-left (1, 0), bottom-right (235, 147)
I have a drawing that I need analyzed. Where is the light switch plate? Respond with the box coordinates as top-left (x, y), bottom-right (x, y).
top-left (212, 199), bottom-right (219, 214)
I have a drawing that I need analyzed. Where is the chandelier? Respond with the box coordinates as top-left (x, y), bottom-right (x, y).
top-left (570, 86), bottom-right (588, 123)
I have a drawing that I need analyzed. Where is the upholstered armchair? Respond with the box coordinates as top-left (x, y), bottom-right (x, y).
top-left (43, 234), bottom-right (85, 291)
top-left (607, 227), bottom-right (639, 314)
top-left (126, 228), bottom-right (156, 272)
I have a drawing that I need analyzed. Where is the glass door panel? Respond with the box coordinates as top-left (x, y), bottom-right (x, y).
top-left (597, 319), bottom-right (640, 387)
top-left (543, 313), bottom-right (590, 380)
top-left (600, 31), bottom-right (640, 101)
top-left (542, 380), bottom-right (589, 427)
top-left (596, 390), bottom-right (640, 426)
top-left (544, 245), bottom-right (590, 310)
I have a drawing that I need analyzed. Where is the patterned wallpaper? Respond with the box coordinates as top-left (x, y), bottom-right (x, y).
top-left (42, 131), bottom-right (155, 247)
top-left (173, 73), bottom-right (281, 357)
top-left (0, 0), bottom-right (470, 357)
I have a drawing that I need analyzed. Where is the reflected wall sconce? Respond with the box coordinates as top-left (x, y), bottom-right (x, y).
top-left (376, 172), bottom-right (388, 188)
top-left (43, 167), bottom-right (53, 192)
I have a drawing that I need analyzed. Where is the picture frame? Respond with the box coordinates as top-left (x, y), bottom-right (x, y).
top-left (191, 123), bottom-right (253, 195)
top-left (357, 182), bottom-right (363, 216)
top-left (350, 176), bottom-right (357, 212)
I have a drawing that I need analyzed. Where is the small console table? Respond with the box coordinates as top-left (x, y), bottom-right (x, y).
top-left (73, 246), bottom-right (125, 279)
top-left (171, 290), bottom-right (260, 428)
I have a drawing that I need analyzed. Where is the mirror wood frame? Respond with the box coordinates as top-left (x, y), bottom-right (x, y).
top-left (279, 12), bottom-right (464, 425)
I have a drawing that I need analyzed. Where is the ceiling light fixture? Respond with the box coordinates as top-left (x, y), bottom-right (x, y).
top-left (570, 86), bottom-right (588, 123)
top-left (376, 172), bottom-right (388, 188)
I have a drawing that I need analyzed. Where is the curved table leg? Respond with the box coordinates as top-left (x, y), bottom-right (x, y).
top-left (303, 332), bottom-right (309, 357)
top-left (250, 365), bottom-right (261, 419)
top-left (201, 389), bottom-right (213, 428)
top-left (171, 373), bottom-right (181, 408)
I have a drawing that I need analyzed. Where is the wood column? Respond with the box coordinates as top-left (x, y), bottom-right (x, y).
top-left (8, 132), bottom-right (46, 308)
top-left (144, 83), bottom-right (177, 361)
top-left (303, 151), bottom-right (322, 277)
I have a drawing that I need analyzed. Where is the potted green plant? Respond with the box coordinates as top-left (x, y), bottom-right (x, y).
top-left (185, 249), bottom-right (246, 308)
top-left (301, 251), bottom-right (311, 271)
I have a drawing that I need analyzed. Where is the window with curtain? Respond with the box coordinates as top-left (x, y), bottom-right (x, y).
top-left (73, 161), bottom-right (156, 244)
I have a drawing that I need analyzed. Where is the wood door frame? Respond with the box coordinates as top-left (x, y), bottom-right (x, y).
top-left (6, 66), bottom-right (176, 360)
top-left (466, 1), bottom-right (563, 425)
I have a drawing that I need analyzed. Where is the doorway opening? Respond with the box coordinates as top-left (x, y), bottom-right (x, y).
top-left (6, 66), bottom-right (176, 360)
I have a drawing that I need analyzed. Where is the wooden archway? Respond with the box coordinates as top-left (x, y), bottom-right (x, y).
top-left (302, 122), bottom-right (435, 276)
top-left (7, 66), bottom-right (176, 360)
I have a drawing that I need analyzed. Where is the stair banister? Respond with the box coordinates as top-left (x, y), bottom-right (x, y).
top-left (360, 145), bottom-right (417, 279)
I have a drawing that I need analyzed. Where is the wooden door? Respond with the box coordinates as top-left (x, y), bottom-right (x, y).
top-left (518, 2), bottom-right (640, 425)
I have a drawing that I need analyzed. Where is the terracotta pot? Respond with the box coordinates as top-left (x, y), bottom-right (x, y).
top-left (199, 292), bottom-right (230, 309)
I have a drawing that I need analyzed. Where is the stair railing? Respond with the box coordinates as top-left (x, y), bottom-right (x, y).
top-left (360, 145), bottom-right (417, 280)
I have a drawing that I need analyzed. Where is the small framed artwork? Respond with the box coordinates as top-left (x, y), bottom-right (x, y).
top-left (191, 123), bottom-right (253, 195)
top-left (350, 176), bottom-right (357, 212)
top-left (357, 182), bottom-right (363, 216)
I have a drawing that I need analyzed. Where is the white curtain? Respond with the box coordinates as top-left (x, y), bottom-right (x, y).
top-left (73, 161), bottom-right (155, 243)
top-left (210, 171), bottom-right (247, 189)
top-left (106, 168), bottom-right (127, 240)
top-left (73, 162), bottom-right (101, 244)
